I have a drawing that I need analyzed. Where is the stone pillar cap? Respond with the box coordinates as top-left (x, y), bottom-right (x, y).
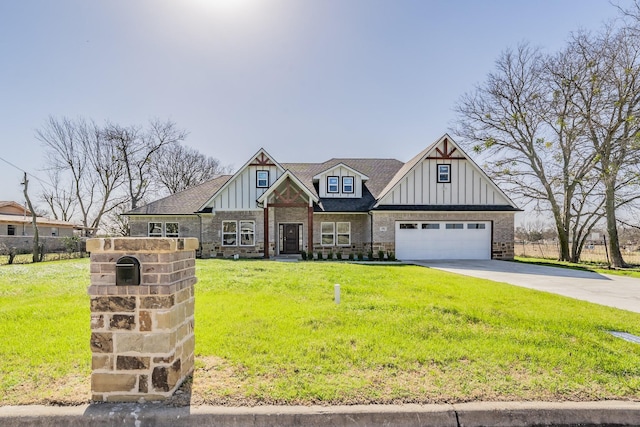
top-left (87, 238), bottom-right (199, 253)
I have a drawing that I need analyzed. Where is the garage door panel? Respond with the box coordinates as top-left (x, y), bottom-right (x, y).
top-left (395, 221), bottom-right (490, 260)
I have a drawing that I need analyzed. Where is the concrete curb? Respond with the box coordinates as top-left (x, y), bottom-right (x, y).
top-left (1, 401), bottom-right (640, 426)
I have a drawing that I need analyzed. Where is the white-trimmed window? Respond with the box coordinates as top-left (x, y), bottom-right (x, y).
top-left (321, 222), bottom-right (351, 246)
top-left (399, 223), bottom-right (418, 229)
top-left (165, 222), bottom-right (179, 237)
top-left (7, 225), bottom-right (16, 236)
top-left (257, 170), bottom-right (269, 188)
top-left (467, 223), bottom-right (486, 229)
top-left (240, 220), bottom-right (255, 246)
top-left (336, 222), bottom-right (350, 246)
top-left (342, 176), bottom-right (354, 193)
top-left (437, 164), bottom-right (451, 183)
top-left (51, 227), bottom-right (59, 236)
top-left (149, 222), bottom-right (163, 237)
top-left (422, 223), bottom-right (440, 229)
top-left (222, 221), bottom-right (237, 246)
top-left (327, 176), bottom-right (339, 193)
top-left (321, 222), bottom-right (335, 245)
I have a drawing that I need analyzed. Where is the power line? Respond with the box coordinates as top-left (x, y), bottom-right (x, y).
top-left (618, 218), bottom-right (640, 230)
top-left (0, 155), bottom-right (55, 189)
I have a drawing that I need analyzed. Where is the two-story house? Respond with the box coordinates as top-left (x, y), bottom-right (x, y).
top-left (125, 135), bottom-right (519, 260)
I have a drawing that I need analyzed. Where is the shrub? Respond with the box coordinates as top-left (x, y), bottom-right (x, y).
top-left (337, 252), bottom-right (343, 260)
top-left (357, 252), bottom-right (364, 261)
top-left (62, 235), bottom-right (80, 254)
top-left (367, 250), bottom-right (373, 260)
top-left (387, 251), bottom-right (396, 261)
top-left (308, 250), bottom-right (315, 260)
top-left (317, 251), bottom-right (323, 260)
top-left (327, 251), bottom-right (334, 260)
top-left (348, 253), bottom-right (354, 261)
top-left (301, 251), bottom-right (307, 261)
top-left (378, 250), bottom-right (385, 261)
top-left (7, 247), bottom-right (17, 265)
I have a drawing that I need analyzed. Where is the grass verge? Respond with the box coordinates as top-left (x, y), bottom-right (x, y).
top-left (515, 256), bottom-right (640, 279)
top-left (1, 259), bottom-right (639, 405)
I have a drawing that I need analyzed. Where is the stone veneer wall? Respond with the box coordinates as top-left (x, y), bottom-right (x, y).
top-left (311, 213), bottom-right (370, 257)
top-left (87, 237), bottom-right (198, 402)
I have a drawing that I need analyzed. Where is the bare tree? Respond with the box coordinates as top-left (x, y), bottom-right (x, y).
top-left (103, 204), bottom-right (132, 237)
top-left (153, 143), bottom-right (228, 194)
top-left (515, 219), bottom-right (551, 242)
top-left (37, 116), bottom-right (124, 235)
top-left (567, 27), bottom-right (640, 267)
top-left (104, 118), bottom-right (188, 209)
top-left (41, 169), bottom-right (76, 222)
top-left (455, 43), bottom-right (600, 262)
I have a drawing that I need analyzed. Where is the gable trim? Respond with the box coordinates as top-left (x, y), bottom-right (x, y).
top-left (257, 170), bottom-right (319, 206)
top-left (374, 134), bottom-right (518, 209)
top-left (198, 148), bottom-right (285, 211)
top-left (312, 162), bottom-right (369, 181)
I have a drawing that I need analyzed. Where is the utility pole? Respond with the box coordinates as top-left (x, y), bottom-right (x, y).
top-left (22, 172), bottom-right (41, 263)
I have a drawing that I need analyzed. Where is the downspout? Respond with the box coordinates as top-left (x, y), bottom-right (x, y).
top-left (196, 213), bottom-right (203, 257)
top-left (368, 211), bottom-right (373, 257)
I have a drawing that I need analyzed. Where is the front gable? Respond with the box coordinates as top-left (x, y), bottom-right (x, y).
top-left (376, 135), bottom-right (516, 208)
top-left (312, 163), bottom-right (369, 199)
top-left (201, 148), bottom-right (285, 211)
top-left (257, 171), bottom-right (318, 207)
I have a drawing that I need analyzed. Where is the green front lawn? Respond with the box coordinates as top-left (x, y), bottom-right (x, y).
top-left (1, 259), bottom-right (639, 405)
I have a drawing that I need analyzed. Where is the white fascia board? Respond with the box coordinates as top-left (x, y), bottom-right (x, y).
top-left (312, 162), bottom-right (369, 181)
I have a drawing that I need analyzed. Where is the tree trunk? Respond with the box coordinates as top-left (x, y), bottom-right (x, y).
top-left (22, 173), bottom-right (40, 263)
top-left (604, 183), bottom-right (626, 267)
top-left (554, 222), bottom-right (570, 261)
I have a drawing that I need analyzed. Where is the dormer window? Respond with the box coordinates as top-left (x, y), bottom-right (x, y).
top-left (257, 170), bottom-right (269, 188)
top-left (342, 176), bottom-right (354, 193)
top-left (437, 164), bottom-right (451, 183)
top-left (327, 176), bottom-right (339, 193)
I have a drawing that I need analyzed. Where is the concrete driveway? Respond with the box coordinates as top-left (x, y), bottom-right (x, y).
top-left (411, 259), bottom-right (640, 314)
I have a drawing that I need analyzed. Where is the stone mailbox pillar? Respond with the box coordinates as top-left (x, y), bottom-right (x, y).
top-left (87, 237), bottom-right (198, 402)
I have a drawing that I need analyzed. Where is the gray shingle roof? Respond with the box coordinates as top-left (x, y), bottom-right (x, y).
top-left (125, 147), bottom-right (517, 215)
top-left (315, 186), bottom-right (377, 212)
top-left (282, 158), bottom-right (404, 200)
top-left (125, 175), bottom-right (231, 215)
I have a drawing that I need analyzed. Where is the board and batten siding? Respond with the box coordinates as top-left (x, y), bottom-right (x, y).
top-left (211, 165), bottom-right (283, 210)
top-left (317, 165), bottom-right (363, 198)
top-left (379, 159), bottom-right (510, 206)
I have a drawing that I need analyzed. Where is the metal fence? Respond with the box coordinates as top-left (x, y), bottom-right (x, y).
top-left (514, 241), bottom-right (640, 265)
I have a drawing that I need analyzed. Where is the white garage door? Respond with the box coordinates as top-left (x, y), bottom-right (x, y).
top-left (395, 221), bottom-right (491, 260)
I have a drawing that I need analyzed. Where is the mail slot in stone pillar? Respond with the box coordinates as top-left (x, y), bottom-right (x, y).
top-left (87, 237), bottom-right (198, 402)
top-left (116, 256), bottom-right (140, 286)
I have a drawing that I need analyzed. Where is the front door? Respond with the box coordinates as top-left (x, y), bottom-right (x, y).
top-left (282, 223), bottom-right (301, 254)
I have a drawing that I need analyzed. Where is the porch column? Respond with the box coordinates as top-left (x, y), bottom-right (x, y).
top-left (263, 205), bottom-right (269, 259)
top-left (307, 205), bottom-right (313, 255)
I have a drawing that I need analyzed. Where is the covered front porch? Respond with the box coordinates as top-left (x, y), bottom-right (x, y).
top-left (258, 171), bottom-right (318, 258)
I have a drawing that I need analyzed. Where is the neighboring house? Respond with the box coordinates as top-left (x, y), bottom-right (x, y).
top-left (0, 201), bottom-right (76, 237)
top-left (125, 135), bottom-right (520, 260)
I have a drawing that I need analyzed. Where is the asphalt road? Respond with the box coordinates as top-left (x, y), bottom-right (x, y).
top-left (411, 259), bottom-right (640, 314)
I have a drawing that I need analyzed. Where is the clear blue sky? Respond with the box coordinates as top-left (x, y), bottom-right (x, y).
top-left (0, 0), bottom-right (626, 207)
